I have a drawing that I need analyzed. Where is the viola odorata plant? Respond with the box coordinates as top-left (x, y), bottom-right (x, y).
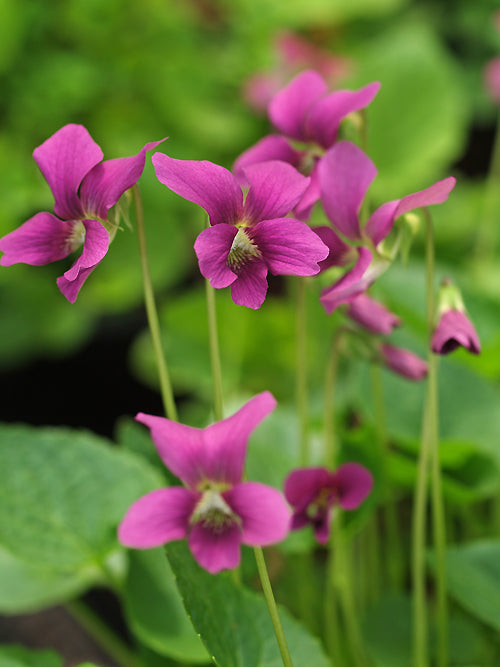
top-left (431, 279), bottom-right (481, 355)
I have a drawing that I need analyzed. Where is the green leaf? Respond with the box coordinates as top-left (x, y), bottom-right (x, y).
top-left (442, 540), bottom-right (500, 632)
top-left (348, 20), bottom-right (469, 198)
top-left (0, 545), bottom-right (95, 613)
top-left (0, 424), bottom-right (162, 572)
top-left (123, 549), bottom-right (209, 663)
top-left (0, 646), bottom-right (62, 667)
top-left (166, 541), bottom-right (330, 667)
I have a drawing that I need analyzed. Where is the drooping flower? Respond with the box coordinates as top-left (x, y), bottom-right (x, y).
top-left (346, 293), bottom-right (401, 335)
top-left (284, 464), bottom-right (373, 544)
top-left (318, 141), bottom-right (456, 313)
top-left (378, 343), bottom-right (428, 381)
top-left (119, 392), bottom-right (291, 574)
top-left (431, 280), bottom-right (480, 355)
top-left (0, 124), bottom-right (164, 302)
top-left (152, 154), bottom-right (328, 309)
top-left (235, 70), bottom-right (380, 219)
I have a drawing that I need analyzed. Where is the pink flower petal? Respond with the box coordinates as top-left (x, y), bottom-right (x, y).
top-left (269, 70), bottom-right (328, 141)
top-left (242, 161), bottom-right (310, 224)
top-left (485, 57), bottom-right (500, 105)
top-left (320, 247), bottom-right (374, 314)
top-left (233, 135), bottom-right (302, 185)
top-left (33, 124), bottom-right (103, 221)
top-left (366, 177), bottom-right (456, 246)
top-left (135, 413), bottom-right (206, 488)
top-left (306, 82), bottom-right (381, 149)
top-left (152, 153), bottom-right (243, 226)
top-left (284, 467), bottom-right (331, 513)
top-left (80, 139), bottom-right (166, 219)
top-left (380, 343), bottom-right (428, 381)
top-left (56, 220), bottom-right (109, 302)
top-left (333, 463), bottom-right (374, 510)
top-left (225, 482), bottom-right (291, 546)
top-left (203, 392), bottom-right (277, 485)
top-left (313, 225), bottom-right (354, 272)
top-left (230, 258), bottom-right (269, 309)
top-left (346, 293), bottom-right (401, 335)
top-left (250, 218), bottom-right (328, 276)
top-left (118, 487), bottom-right (198, 548)
top-left (188, 522), bottom-right (242, 574)
top-left (319, 142), bottom-right (377, 241)
top-left (431, 309), bottom-right (481, 355)
top-left (194, 224), bottom-right (238, 288)
top-left (0, 212), bottom-right (74, 266)
top-left (293, 161), bottom-right (321, 221)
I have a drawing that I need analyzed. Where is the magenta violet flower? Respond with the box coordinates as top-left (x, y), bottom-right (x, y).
top-left (118, 392), bottom-right (291, 574)
top-left (379, 343), bottom-right (428, 381)
top-left (431, 280), bottom-right (480, 355)
top-left (318, 141), bottom-right (456, 314)
top-left (235, 70), bottom-right (380, 220)
top-left (284, 463), bottom-right (373, 544)
top-left (152, 154), bottom-right (328, 309)
top-left (346, 293), bottom-right (401, 336)
top-left (0, 124), bottom-right (164, 302)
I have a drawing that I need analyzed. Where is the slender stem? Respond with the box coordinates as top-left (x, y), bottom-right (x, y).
top-left (65, 600), bottom-right (141, 667)
top-left (133, 185), bottom-right (177, 421)
top-left (296, 277), bottom-right (309, 466)
top-left (205, 279), bottom-right (224, 421)
top-left (254, 547), bottom-right (294, 667)
top-left (371, 364), bottom-right (403, 591)
top-left (324, 328), bottom-right (344, 469)
top-left (423, 211), bottom-right (448, 667)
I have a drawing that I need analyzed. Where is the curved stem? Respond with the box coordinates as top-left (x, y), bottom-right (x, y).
top-left (296, 277), bottom-right (309, 466)
top-left (65, 600), bottom-right (141, 667)
top-left (133, 185), bottom-right (177, 421)
top-left (205, 279), bottom-right (223, 421)
top-left (254, 546), bottom-right (294, 667)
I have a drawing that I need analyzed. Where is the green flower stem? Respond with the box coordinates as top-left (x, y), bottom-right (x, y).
top-left (133, 185), bottom-right (177, 421)
top-left (371, 364), bottom-right (403, 590)
top-left (324, 327), bottom-right (344, 469)
top-left (296, 277), bottom-right (309, 466)
top-left (205, 279), bottom-right (224, 422)
top-left (254, 546), bottom-right (294, 667)
top-left (65, 600), bottom-right (141, 667)
top-left (423, 208), bottom-right (448, 667)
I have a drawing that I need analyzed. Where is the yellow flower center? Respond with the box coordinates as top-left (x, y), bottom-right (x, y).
top-left (227, 228), bottom-right (261, 273)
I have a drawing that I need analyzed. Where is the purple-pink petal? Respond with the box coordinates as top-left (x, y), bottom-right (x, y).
top-left (152, 153), bottom-right (244, 226)
top-left (293, 162), bottom-right (321, 221)
top-left (230, 258), bottom-right (269, 309)
top-left (333, 463), bottom-right (374, 510)
top-left (431, 309), bottom-right (481, 355)
top-left (250, 218), bottom-right (328, 276)
top-left (233, 135), bottom-right (302, 185)
top-left (313, 226), bottom-right (355, 272)
top-left (0, 212), bottom-right (74, 266)
top-left (188, 522), bottom-right (242, 574)
top-left (319, 141), bottom-right (377, 241)
top-left (57, 264), bottom-right (98, 303)
top-left (320, 247), bottom-right (374, 315)
top-left (194, 224), bottom-right (238, 288)
top-left (203, 392), bottom-right (277, 485)
top-left (33, 124), bottom-right (103, 221)
top-left (485, 57), bottom-right (500, 105)
top-left (306, 82), bottom-right (381, 149)
top-left (242, 161), bottom-right (310, 224)
top-left (366, 177), bottom-right (456, 246)
top-left (380, 343), bottom-right (428, 381)
top-left (269, 70), bottom-right (328, 141)
top-left (135, 413), bottom-right (206, 488)
top-left (118, 487), bottom-right (198, 549)
top-left (80, 139), bottom-right (166, 219)
top-left (284, 467), bottom-right (331, 513)
top-left (225, 482), bottom-right (291, 546)
top-left (346, 293), bottom-right (401, 335)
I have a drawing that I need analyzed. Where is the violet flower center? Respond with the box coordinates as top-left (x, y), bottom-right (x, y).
top-left (227, 227), bottom-right (261, 274)
top-left (191, 489), bottom-right (240, 535)
top-left (68, 221), bottom-right (86, 251)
